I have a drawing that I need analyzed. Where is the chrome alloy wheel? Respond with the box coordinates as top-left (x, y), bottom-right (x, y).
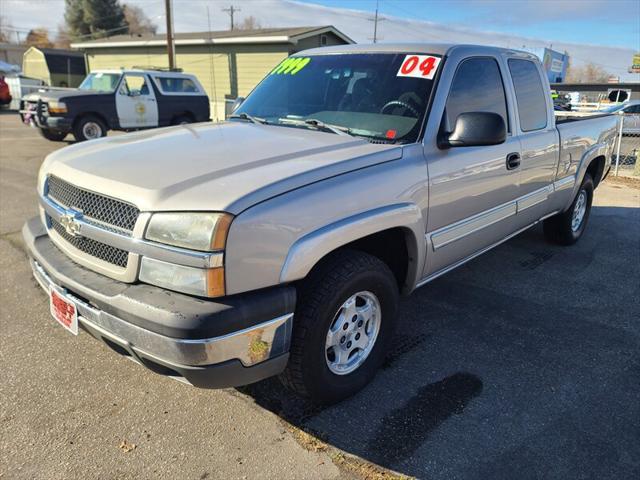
top-left (82, 121), bottom-right (102, 140)
top-left (325, 291), bottom-right (381, 375)
top-left (571, 189), bottom-right (587, 232)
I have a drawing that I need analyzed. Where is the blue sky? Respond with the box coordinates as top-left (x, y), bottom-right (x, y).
top-left (1, 0), bottom-right (638, 79)
top-left (298, 0), bottom-right (640, 49)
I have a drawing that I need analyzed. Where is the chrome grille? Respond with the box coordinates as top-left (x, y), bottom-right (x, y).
top-left (47, 175), bottom-right (139, 233)
top-left (48, 214), bottom-right (129, 268)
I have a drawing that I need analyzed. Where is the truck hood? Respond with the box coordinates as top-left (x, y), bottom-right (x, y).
top-left (24, 89), bottom-right (107, 102)
top-left (41, 121), bottom-right (403, 214)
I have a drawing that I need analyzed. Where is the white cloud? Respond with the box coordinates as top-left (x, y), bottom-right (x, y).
top-left (1, 0), bottom-right (638, 80)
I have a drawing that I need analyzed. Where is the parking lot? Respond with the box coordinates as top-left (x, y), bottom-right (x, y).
top-left (1, 112), bottom-right (639, 479)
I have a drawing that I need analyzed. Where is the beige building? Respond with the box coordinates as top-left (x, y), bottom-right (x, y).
top-left (71, 26), bottom-right (353, 120)
top-left (22, 47), bottom-right (86, 87)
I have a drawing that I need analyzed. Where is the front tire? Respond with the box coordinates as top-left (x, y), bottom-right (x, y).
top-left (38, 128), bottom-right (67, 142)
top-left (280, 250), bottom-right (399, 404)
top-left (73, 115), bottom-right (107, 142)
top-left (544, 173), bottom-right (594, 245)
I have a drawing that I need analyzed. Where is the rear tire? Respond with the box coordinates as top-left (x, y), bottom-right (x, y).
top-left (38, 128), bottom-right (67, 142)
top-left (280, 249), bottom-right (399, 404)
top-left (73, 115), bottom-right (107, 142)
top-left (544, 173), bottom-right (594, 245)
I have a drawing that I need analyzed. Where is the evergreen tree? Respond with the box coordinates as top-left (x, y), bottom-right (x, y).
top-left (64, 0), bottom-right (128, 40)
top-left (64, 0), bottom-right (90, 39)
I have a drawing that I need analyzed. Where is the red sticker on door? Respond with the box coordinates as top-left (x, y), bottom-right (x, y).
top-left (397, 55), bottom-right (441, 80)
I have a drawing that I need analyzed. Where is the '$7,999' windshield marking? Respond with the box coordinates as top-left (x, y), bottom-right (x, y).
top-left (271, 57), bottom-right (311, 75)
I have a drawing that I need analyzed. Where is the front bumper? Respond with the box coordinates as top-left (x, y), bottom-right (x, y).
top-left (42, 116), bottom-right (73, 131)
top-left (23, 217), bottom-right (295, 388)
top-left (19, 102), bottom-right (72, 132)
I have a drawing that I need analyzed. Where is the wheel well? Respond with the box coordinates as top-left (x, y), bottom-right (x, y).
top-left (586, 155), bottom-right (606, 188)
top-left (172, 111), bottom-right (195, 122)
top-left (74, 112), bottom-right (109, 129)
top-left (309, 228), bottom-right (412, 291)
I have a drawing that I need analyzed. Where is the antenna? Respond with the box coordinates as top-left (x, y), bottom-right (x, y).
top-left (368, 0), bottom-right (385, 43)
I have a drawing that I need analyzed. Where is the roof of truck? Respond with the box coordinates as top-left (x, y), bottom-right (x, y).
top-left (299, 43), bottom-right (538, 60)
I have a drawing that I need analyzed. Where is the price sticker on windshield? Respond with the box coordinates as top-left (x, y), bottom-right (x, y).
top-left (397, 55), bottom-right (441, 80)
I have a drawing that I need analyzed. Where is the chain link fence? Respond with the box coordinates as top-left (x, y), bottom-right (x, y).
top-left (611, 115), bottom-right (640, 177)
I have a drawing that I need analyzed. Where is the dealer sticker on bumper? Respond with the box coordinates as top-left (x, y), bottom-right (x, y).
top-left (49, 287), bottom-right (78, 335)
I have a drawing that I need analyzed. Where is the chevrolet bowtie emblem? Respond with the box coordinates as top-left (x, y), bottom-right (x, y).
top-left (59, 210), bottom-right (83, 237)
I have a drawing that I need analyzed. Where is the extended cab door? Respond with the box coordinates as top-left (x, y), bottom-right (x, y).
top-left (423, 54), bottom-right (522, 277)
top-left (116, 73), bottom-right (159, 128)
top-left (506, 57), bottom-right (560, 226)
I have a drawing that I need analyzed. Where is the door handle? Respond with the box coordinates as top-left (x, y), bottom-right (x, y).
top-left (506, 152), bottom-right (521, 170)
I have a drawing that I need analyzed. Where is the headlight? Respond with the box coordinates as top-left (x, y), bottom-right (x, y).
top-left (145, 212), bottom-right (232, 251)
top-left (48, 101), bottom-right (67, 114)
top-left (139, 257), bottom-right (224, 297)
top-left (141, 212), bottom-right (231, 297)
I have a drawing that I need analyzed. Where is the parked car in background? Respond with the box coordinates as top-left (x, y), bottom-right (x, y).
top-left (24, 44), bottom-right (619, 404)
top-left (1, 75), bottom-right (46, 111)
top-left (19, 69), bottom-right (210, 142)
top-left (598, 100), bottom-right (640, 135)
top-left (0, 75), bottom-right (11, 107)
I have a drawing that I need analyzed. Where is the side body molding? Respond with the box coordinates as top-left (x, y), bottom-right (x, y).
top-left (279, 203), bottom-right (426, 291)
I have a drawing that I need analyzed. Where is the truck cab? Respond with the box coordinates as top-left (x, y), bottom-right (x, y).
top-left (20, 69), bottom-right (210, 142)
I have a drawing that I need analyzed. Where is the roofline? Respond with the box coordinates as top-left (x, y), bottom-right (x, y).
top-left (70, 26), bottom-right (354, 49)
top-left (23, 45), bottom-right (84, 57)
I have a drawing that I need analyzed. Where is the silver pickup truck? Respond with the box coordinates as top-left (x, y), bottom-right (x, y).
top-left (24, 44), bottom-right (618, 404)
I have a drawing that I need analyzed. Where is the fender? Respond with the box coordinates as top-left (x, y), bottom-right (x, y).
top-left (279, 203), bottom-right (426, 291)
top-left (563, 142), bottom-right (609, 211)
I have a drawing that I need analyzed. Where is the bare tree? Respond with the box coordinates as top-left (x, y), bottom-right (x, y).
top-left (54, 25), bottom-right (72, 49)
top-left (123, 4), bottom-right (157, 35)
top-left (234, 16), bottom-right (262, 31)
top-left (25, 28), bottom-right (54, 48)
top-left (565, 61), bottom-right (612, 83)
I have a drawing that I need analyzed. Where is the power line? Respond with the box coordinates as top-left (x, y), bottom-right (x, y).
top-left (222, 5), bottom-right (240, 31)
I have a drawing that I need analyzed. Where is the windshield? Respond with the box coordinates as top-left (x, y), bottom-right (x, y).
top-left (235, 53), bottom-right (441, 143)
top-left (79, 72), bottom-right (122, 93)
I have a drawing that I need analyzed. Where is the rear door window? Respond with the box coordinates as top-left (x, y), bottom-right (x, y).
top-left (508, 59), bottom-right (548, 132)
top-left (445, 57), bottom-right (509, 132)
top-left (155, 77), bottom-right (200, 94)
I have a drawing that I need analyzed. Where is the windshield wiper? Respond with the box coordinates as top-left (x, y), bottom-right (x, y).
top-left (278, 117), bottom-right (353, 136)
top-left (229, 112), bottom-right (269, 125)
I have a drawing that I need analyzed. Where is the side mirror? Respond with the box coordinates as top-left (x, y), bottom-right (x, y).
top-left (441, 112), bottom-right (506, 148)
top-left (231, 96), bottom-right (245, 113)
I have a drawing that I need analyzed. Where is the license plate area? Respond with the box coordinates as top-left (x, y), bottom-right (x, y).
top-left (49, 286), bottom-right (78, 335)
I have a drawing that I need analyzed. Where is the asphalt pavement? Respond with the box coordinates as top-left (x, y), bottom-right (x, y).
top-left (1, 112), bottom-right (639, 480)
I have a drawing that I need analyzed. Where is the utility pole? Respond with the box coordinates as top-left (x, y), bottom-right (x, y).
top-left (368, 0), bottom-right (384, 43)
top-left (222, 5), bottom-right (240, 30)
top-left (164, 0), bottom-right (176, 70)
